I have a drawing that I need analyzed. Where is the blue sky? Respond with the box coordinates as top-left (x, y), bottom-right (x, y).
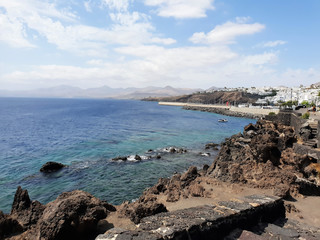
top-left (0, 0), bottom-right (319, 90)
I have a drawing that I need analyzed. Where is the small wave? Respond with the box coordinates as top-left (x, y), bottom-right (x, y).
top-left (127, 155), bottom-right (139, 162)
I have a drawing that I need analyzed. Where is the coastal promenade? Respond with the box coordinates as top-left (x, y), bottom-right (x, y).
top-left (159, 102), bottom-right (280, 117)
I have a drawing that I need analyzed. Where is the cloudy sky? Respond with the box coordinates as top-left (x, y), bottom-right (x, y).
top-left (0, 0), bottom-right (319, 90)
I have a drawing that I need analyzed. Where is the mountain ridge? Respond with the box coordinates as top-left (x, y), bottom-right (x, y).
top-left (0, 85), bottom-right (203, 99)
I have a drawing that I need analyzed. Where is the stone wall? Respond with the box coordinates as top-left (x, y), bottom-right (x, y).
top-left (265, 111), bottom-right (306, 136)
top-left (96, 195), bottom-right (285, 240)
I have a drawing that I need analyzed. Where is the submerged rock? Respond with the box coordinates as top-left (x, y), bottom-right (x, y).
top-left (205, 142), bottom-right (219, 150)
top-left (112, 156), bottom-right (128, 161)
top-left (163, 147), bottom-right (187, 153)
top-left (40, 161), bottom-right (66, 173)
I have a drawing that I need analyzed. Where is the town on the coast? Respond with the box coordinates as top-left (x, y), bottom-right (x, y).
top-left (212, 83), bottom-right (320, 108)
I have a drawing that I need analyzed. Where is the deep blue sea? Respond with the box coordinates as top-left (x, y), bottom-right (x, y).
top-left (0, 98), bottom-right (254, 213)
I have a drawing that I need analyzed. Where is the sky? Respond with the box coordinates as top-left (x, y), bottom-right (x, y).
top-left (0, 0), bottom-right (320, 91)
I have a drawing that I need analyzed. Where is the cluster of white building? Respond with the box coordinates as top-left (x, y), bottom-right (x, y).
top-left (211, 85), bottom-right (320, 106)
top-left (253, 86), bottom-right (319, 106)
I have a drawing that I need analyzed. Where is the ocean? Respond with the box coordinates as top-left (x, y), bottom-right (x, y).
top-left (0, 98), bottom-right (254, 213)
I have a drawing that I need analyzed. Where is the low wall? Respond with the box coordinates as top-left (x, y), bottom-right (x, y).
top-left (97, 195), bottom-right (284, 240)
top-left (265, 111), bottom-right (306, 135)
top-left (230, 106), bottom-right (279, 115)
top-left (159, 102), bottom-right (279, 119)
top-left (159, 102), bottom-right (230, 109)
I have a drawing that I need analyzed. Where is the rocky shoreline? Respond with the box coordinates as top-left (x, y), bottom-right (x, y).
top-left (1, 120), bottom-right (320, 239)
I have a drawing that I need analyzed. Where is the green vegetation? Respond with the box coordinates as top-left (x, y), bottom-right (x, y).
top-left (281, 100), bottom-right (298, 107)
top-left (302, 112), bottom-right (310, 119)
top-left (301, 100), bottom-right (310, 107)
top-left (268, 112), bottom-right (276, 116)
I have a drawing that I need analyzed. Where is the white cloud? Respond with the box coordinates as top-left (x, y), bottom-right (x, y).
top-left (190, 19), bottom-right (265, 45)
top-left (0, 1), bottom-right (308, 91)
top-left (3, 48), bottom-right (317, 90)
top-left (0, 13), bottom-right (36, 48)
top-left (1, 45), bottom-right (281, 90)
top-left (263, 40), bottom-right (287, 48)
top-left (0, 0), bottom-right (175, 55)
top-left (144, 0), bottom-right (215, 19)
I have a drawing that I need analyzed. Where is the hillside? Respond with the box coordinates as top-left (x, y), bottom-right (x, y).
top-left (143, 91), bottom-right (261, 104)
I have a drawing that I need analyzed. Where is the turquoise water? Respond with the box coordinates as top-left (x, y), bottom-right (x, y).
top-left (0, 98), bottom-right (254, 213)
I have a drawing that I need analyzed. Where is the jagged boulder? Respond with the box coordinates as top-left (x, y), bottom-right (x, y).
top-left (180, 166), bottom-right (199, 186)
top-left (36, 190), bottom-right (115, 240)
top-left (40, 161), bottom-right (66, 173)
top-left (119, 196), bottom-right (167, 224)
top-left (10, 186), bottom-right (45, 229)
top-left (11, 186), bottom-right (31, 214)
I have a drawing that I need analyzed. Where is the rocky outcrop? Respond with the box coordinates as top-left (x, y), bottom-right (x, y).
top-left (141, 166), bottom-right (204, 203)
top-left (3, 187), bottom-right (116, 240)
top-left (40, 161), bottom-right (66, 173)
top-left (36, 190), bottom-right (115, 240)
top-left (117, 166), bottom-right (204, 224)
top-left (119, 195), bottom-right (167, 224)
top-left (10, 186), bottom-right (45, 229)
top-left (206, 120), bottom-right (320, 197)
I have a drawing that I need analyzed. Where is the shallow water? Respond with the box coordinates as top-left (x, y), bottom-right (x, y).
top-left (0, 98), bottom-right (254, 213)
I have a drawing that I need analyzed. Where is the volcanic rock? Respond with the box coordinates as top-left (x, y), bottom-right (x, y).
top-left (36, 190), bottom-right (115, 240)
top-left (165, 147), bottom-right (187, 153)
top-left (188, 183), bottom-right (205, 197)
top-left (112, 156), bottom-right (128, 161)
top-left (11, 186), bottom-right (31, 214)
top-left (205, 120), bottom-right (320, 196)
top-left (0, 210), bottom-right (23, 239)
top-left (205, 143), bottom-right (219, 150)
top-left (11, 186), bottom-right (45, 229)
top-left (119, 196), bottom-right (167, 224)
top-left (40, 161), bottom-right (66, 173)
top-left (273, 184), bottom-right (290, 199)
top-left (180, 166), bottom-right (199, 186)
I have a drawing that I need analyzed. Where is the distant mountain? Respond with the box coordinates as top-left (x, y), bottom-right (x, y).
top-left (0, 85), bottom-right (202, 99)
top-left (118, 86), bottom-right (203, 99)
